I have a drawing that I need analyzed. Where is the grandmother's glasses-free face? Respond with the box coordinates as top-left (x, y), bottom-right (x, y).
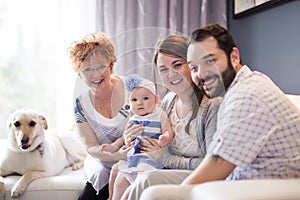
top-left (82, 65), bottom-right (108, 74)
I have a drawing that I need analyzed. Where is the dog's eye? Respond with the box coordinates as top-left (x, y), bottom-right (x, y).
top-left (14, 121), bottom-right (21, 127)
top-left (29, 121), bottom-right (36, 127)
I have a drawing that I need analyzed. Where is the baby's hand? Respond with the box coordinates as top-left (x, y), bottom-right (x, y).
top-left (158, 132), bottom-right (172, 146)
top-left (117, 145), bottom-right (132, 160)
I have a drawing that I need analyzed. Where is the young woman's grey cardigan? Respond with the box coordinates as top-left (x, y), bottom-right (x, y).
top-left (156, 92), bottom-right (222, 170)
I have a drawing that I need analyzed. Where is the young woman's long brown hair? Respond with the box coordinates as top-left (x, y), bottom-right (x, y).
top-left (153, 34), bottom-right (204, 134)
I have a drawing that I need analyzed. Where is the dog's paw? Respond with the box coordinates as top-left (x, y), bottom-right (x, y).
top-left (11, 183), bottom-right (26, 198)
top-left (71, 160), bottom-right (84, 170)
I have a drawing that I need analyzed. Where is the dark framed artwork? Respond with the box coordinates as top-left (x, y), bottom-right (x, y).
top-left (233, 0), bottom-right (293, 18)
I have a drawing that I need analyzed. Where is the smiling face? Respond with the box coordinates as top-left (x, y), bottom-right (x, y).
top-left (79, 54), bottom-right (112, 93)
top-left (129, 87), bottom-right (158, 116)
top-left (8, 109), bottom-right (47, 152)
top-left (187, 36), bottom-right (237, 98)
top-left (156, 53), bottom-right (193, 97)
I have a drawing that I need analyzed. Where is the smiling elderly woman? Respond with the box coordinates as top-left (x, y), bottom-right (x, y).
top-left (68, 32), bottom-right (130, 200)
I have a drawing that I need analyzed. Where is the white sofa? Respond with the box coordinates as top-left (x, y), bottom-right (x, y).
top-left (0, 137), bottom-right (86, 200)
top-left (1, 94), bottom-right (300, 200)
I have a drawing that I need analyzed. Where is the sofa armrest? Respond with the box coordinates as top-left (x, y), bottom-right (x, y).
top-left (190, 179), bottom-right (300, 200)
top-left (286, 94), bottom-right (300, 110)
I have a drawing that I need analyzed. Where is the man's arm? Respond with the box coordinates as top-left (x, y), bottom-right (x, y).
top-left (181, 155), bottom-right (236, 185)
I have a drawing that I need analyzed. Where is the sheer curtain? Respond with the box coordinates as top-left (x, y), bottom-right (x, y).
top-left (0, 0), bottom-right (96, 137)
top-left (95, 0), bottom-right (227, 81)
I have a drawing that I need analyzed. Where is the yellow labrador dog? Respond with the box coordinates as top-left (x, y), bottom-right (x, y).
top-left (0, 109), bottom-right (87, 198)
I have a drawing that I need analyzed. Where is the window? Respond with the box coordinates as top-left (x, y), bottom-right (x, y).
top-left (0, 0), bottom-right (96, 137)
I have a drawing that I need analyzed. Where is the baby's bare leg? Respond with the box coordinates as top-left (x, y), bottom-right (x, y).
top-left (108, 164), bottom-right (119, 200)
top-left (112, 173), bottom-right (130, 200)
top-left (120, 184), bottom-right (132, 200)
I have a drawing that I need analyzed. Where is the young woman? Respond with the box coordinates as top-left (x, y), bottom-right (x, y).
top-left (68, 32), bottom-right (130, 200)
top-left (121, 34), bottom-right (222, 200)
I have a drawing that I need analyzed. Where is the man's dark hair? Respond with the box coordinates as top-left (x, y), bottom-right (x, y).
top-left (189, 24), bottom-right (241, 64)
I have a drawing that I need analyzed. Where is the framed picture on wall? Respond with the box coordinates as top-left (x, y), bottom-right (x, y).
top-left (233, 0), bottom-right (292, 18)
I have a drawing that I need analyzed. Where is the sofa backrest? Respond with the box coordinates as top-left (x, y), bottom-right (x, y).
top-left (286, 94), bottom-right (300, 110)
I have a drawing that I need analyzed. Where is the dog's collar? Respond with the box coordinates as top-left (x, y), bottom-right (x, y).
top-left (32, 143), bottom-right (44, 157)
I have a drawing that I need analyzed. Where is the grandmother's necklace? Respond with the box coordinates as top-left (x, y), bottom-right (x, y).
top-left (90, 90), bottom-right (113, 118)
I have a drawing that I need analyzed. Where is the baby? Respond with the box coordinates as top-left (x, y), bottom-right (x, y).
top-left (99, 74), bottom-right (174, 157)
top-left (126, 74), bottom-right (174, 157)
top-left (102, 74), bottom-right (174, 200)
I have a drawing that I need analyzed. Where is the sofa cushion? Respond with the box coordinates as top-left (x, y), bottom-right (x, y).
top-left (3, 167), bottom-right (86, 200)
top-left (190, 179), bottom-right (300, 200)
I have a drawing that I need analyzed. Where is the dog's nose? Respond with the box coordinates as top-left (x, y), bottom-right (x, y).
top-left (21, 137), bottom-right (29, 145)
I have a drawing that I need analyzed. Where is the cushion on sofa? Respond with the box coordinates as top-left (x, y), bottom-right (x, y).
top-left (190, 179), bottom-right (300, 200)
top-left (3, 167), bottom-right (85, 200)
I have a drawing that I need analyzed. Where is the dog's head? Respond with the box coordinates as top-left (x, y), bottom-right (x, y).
top-left (7, 109), bottom-right (48, 152)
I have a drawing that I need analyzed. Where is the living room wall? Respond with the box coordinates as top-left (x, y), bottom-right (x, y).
top-left (227, 0), bottom-right (300, 94)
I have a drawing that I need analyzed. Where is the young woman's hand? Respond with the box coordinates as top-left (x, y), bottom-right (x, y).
top-left (140, 136), bottom-right (169, 161)
top-left (123, 123), bottom-right (144, 146)
top-left (139, 136), bottom-right (161, 152)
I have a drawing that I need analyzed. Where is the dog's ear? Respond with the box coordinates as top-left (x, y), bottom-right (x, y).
top-left (7, 115), bottom-right (13, 129)
top-left (39, 115), bottom-right (48, 130)
top-left (6, 111), bottom-right (16, 129)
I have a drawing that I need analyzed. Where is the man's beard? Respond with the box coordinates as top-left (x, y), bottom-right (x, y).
top-left (199, 62), bottom-right (236, 98)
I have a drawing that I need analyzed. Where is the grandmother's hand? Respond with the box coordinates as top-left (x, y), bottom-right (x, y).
top-left (124, 123), bottom-right (144, 146)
